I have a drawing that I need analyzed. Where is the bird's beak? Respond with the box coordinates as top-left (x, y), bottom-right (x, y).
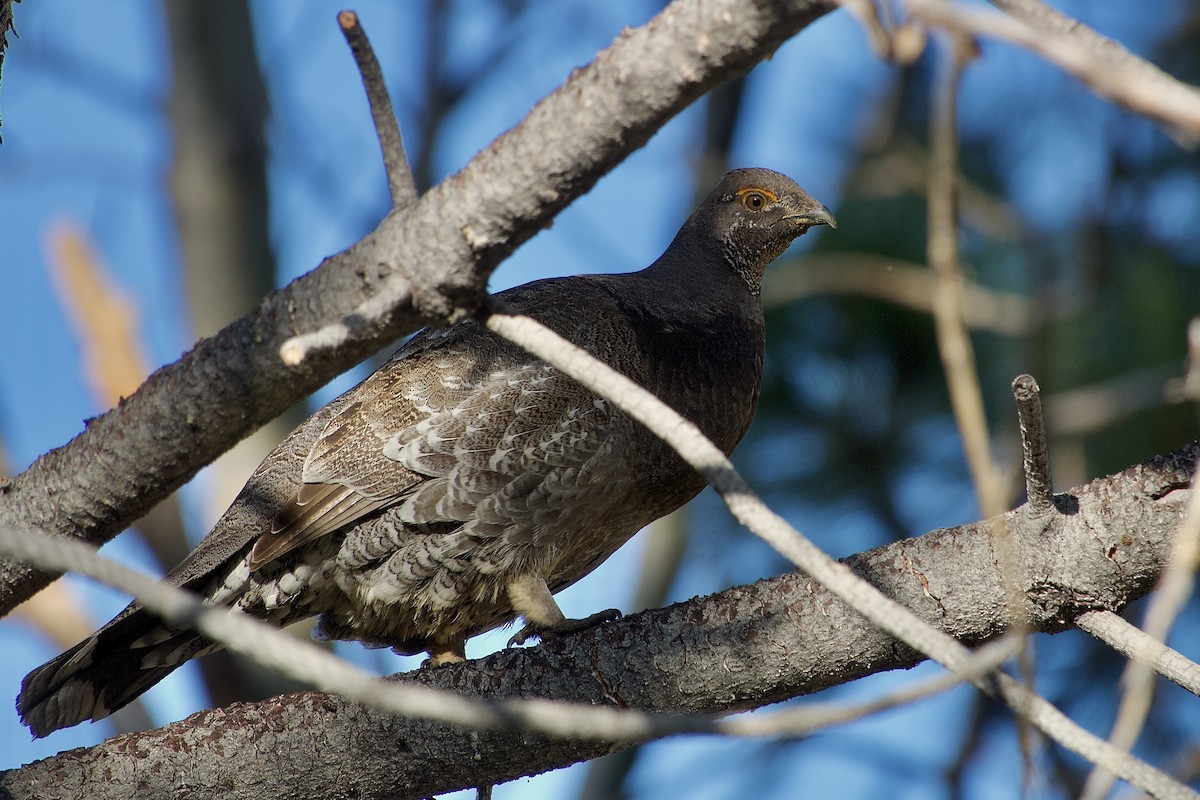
top-left (783, 204), bottom-right (837, 230)
top-left (806, 205), bottom-right (837, 229)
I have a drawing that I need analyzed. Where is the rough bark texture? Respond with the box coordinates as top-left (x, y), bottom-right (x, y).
top-left (2, 442), bottom-right (1192, 799)
top-left (0, 0), bottom-right (835, 614)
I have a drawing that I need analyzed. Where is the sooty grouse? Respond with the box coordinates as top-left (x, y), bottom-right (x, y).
top-left (18, 167), bottom-right (835, 736)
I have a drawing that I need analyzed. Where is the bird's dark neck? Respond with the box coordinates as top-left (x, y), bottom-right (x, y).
top-left (593, 269), bottom-right (766, 454)
top-left (645, 228), bottom-right (768, 299)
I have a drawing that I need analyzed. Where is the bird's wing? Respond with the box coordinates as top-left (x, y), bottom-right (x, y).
top-left (332, 356), bottom-right (624, 583)
top-left (247, 329), bottom-right (465, 568)
top-left (248, 318), bottom-right (623, 570)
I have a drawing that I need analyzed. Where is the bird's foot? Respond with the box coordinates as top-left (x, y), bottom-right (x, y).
top-left (419, 652), bottom-right (466, 669)
top-left (507, 608), bottom-right (622, 648)
top-left (418, 640), bottom-right (466, 668)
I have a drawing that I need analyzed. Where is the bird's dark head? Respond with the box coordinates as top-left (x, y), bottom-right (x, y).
top-left (678, 167), bottom-right (835, 294)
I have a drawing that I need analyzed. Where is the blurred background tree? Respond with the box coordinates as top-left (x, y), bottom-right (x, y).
top-left (0, 1), bottom-right (1197, 798)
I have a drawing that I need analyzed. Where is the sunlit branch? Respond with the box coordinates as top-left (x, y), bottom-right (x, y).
top-left (909, 0), bottom-right (1200, 147)
top-left (337, 10), bottom-right (417, 207)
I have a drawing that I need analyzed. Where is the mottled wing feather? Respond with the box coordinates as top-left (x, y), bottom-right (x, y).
top-left (330, 362), bottom-right (622, 614)
top-left (249, 483), bottom-right (388, 568)
top-left (249, 324), bottom-right (613, 571)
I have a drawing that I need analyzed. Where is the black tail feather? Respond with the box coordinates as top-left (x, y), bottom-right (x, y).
top-left (17, 603), bottom-right (216, 738)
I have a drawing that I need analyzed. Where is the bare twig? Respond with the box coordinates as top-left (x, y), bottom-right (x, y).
top-left (483, 303), bottom-right (1195, 799)
top-left (908, 0), bottom-right (1200, 147)
top-left (762, 254), bottom-right (1037, 335)
top-left (927, 34), bottom-right (1007, 518)
top-left (1081, 469), bottom-right (1200, 800)
top-left (337, 10), bottom-right (417, 207)
top-left (278, 12), bottom-right (422, 367)
top-left (1076, 611), bottom-right (1200, 699)
top-left (279, 279), bottom-right (413, 366)
top-left (1011, 375), bottom-right (1052, 513)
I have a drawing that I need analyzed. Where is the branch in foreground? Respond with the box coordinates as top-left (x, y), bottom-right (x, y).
top-left (1081, 466), bottom-right (1200, 800)
top-left (0, 526), bottom-right (1023, 744)
top-left (988, 0), bottom-right (1200, 147)
top-left (1076, 611), bottom-right (1200, 699)
top-left (481, 307), bottom-right (1197, 799)
top-left (3, 441), bottom-right (1194, 798)
top-left (0, 0), bottom-right (834, 615)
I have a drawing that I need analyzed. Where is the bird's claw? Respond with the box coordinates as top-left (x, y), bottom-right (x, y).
top-left (508, 608), bottom-right (622, 648)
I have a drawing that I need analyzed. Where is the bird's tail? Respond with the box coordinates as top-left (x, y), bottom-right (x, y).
top-left (17, 603), bottom-right (219, 738)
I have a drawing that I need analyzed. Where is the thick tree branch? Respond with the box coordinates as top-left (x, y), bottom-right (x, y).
top-left (2, 441), bottom-right (1194, 798)
top-left (0, 0), bottom-right (834, 615)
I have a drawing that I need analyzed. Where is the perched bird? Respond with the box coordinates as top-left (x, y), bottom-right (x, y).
top-left (18, 168), bottom-right (834, 737)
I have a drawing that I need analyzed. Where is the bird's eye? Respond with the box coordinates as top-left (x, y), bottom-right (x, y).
top-left (740, 190), bottom-right (768, 211)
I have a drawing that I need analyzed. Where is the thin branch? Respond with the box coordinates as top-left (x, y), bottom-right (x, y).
top-left (275, 11), bottom-right (424, 367)
top-left (338, 10), bottom-right (417, 207)
top-left (1075, 611), bottom-right (1200, 699)
top-left (761, 253), bottom-right (1038, 335)
top-left (279, 279), bottom-right (413, 366)
top-left (987, 0), bottom-right (1200, 147)
top-left (907, 0), bottom-right (1200, 147)
top-left (838, 0), bottom-right (895, 60)
top-left (1047, 365), bottom-right (1179, 437)
top-left (1166, 318), bottom-right (1200, 403)
top-left (1081, 468), bottom-right (1200, 800)
top-left (725, 635), bottom-right (1024, 737)
top-left (850, 138), bottom-right (1026, 243)
top-left (0, 524), bottom-right (1023, 746)
top-left (1011, 374), bottom-right (1052, 513)
top-left (482, 303), bottom-right (1195, 799)
top-left (927, 34), bottom-right (1007, 519)
top-left (0, 525), bottom-right (692, 742)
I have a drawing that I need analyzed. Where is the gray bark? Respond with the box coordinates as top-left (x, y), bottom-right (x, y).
top-left (2, 441), bottom-right (1192, 799)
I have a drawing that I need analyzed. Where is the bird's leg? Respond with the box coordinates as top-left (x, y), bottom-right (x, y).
top-left (423, 635), bottom-right (466, 668)
top-left (505, 573), bottom-right (621, 647)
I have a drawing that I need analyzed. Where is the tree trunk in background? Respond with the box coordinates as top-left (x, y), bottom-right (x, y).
top-left (164, 0), bottom-right (305, 712)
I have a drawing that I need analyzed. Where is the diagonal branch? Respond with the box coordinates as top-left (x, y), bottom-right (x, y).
top-left (481, 305), bottom-right (1197, 799)
top-left (0, 0), bottom-right (834, 616)
top-left (0, 525), bottom-right (1025, 744)
top-left (1081, 467), bottom-right (1200, 799)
